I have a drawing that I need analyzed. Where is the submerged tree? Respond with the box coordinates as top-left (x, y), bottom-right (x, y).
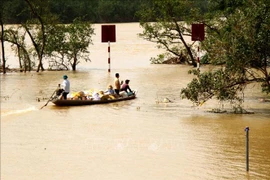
top-left (2, 0), bottom-right (95, 72)
top-left (22, 0), bottom-right (56, 72)
top-left (46, 18), bottom-right (94, 71)
top-left (0, 18), bottom-right (5, 73)
top-left (0, 0), bottom-right (9, 74)
top-left (65, 19), bottom-right (94, 71)
top-left (181, 0), bottom-right (270, 108)
top-left (4, 27), bottom-right (32, 72)
top-left (137, 0), bottom-right (207, 65)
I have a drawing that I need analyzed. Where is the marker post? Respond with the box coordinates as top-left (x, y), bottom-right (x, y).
top-left (108, 41), bottom-right (110, 72)
top-left (197, 43), bottom-right (200, 69)
top-left (245, 126), bottom-right (249, 171)
top-left (191, 24), bottom-right (204, 69)
top-left (101, 25), bottom-right (116, 73)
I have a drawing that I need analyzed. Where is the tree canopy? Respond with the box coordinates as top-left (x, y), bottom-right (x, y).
top-left (1, 0), bottom-right (95, 72)
top-left (137, 0), bottom-right (207, 66)
top-left (136, 0), bottom-right (270, 108)
top-left (180, 0), bottom-right (270, 108)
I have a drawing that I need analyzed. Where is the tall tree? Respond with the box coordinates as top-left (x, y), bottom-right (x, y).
top-left (137, 0), bottom-right (206, 66)
top-left (181, 0), bottom-right (270, 108)
top-left (0, 0), bottom-right (7, 74)
top-left (23, 0), bottom-right (51, 72)
top-left (4, 27), bottom-right (32, 72)
top-left (0, 19), bottom-right (6, 74)
top-left (45, 18), bottom-right (94, 71)
top-left (65, 19), bottom-right (94, 71)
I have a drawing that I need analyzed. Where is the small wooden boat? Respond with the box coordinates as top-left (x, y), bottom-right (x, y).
top-left (51, 94), bottom-right (136, 106)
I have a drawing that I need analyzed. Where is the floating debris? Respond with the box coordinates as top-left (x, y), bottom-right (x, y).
top-left (207, 109), bottom-right (227, 113)
top-left (155, 97), bottom-right (173, 104)
top-left (207, 108), bottom-right (254, 114)
top-left (163, 97), bottom-right (172, 103)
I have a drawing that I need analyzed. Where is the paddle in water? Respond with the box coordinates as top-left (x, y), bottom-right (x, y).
top-left (40, 85), bottom-right (60, 109)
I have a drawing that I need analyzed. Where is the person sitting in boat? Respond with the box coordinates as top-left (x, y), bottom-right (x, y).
top-left (121, 80), bottom-right (132, 93)
top-left (120, 79), bottom-right (134, 97)
top-left (56, 84), bottom-right (64, 96)
top-left (100, 89), bottom-right (116, 100)
top-left (92, 91), bottom-right (101, 101)
top-left (105, 85), bottom-right (115, 95)
top-left (99, 91), bottom-right (107, 100)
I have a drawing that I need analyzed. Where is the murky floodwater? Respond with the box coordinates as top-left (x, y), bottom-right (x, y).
top-left (1, 23), bottom-right (270, 180)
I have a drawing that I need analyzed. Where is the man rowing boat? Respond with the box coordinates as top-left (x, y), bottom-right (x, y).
top-left (61, 75), bottom-right (70, 100)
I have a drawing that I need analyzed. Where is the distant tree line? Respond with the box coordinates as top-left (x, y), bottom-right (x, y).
top-left (3, 0), bottom-right (208, 24)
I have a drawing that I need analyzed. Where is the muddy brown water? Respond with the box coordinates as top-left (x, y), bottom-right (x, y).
top-left (1, 23), bottom-right (270, 180)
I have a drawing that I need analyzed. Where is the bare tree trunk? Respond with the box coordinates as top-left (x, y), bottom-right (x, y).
top-left (24, 25), bottom-right (45, 72)
top-left (16, 45), bottom-right (23, 72)
top-left (26, 52), bottom-right (31, 71)
top-left (24, 0), bottom-right (46, 72)
top-left (174, 20), bottom-right (196, 67)
top-left (1, 19), bottom-right (6, 74)
top-left (72, 56), bottom-right (77, 71)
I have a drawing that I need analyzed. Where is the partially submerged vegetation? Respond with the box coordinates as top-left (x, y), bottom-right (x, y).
top-left (1, 0), bottom-right (94, 72)
top-left (137, 0), bottom-right (270, 112)
top-left (1, 0), bottom-right (269, 112)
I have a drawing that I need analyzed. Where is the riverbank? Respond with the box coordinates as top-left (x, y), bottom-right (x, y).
top-left (0, 67), bottom-right (23, 73)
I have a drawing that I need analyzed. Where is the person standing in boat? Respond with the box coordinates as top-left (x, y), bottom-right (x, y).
top-left (61, 75), bottom-right (70, 100)
top-left (114, 73), bottom-right (123, 95)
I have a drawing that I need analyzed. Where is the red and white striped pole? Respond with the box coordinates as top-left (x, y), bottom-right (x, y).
top-left (197, 42), bottom-right (200, 69)
top-left (108, 41), bottom-right (111, 72)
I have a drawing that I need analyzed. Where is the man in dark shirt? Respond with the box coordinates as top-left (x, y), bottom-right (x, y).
top-left (120, 79), bottom-right (132, 93)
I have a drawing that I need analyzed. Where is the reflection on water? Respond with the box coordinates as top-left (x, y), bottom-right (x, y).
top-left (1, 23), bottom-right (270, 180)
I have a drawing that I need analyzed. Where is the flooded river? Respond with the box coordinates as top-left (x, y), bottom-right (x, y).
top-left (1, 23), bottom-right (270, 180)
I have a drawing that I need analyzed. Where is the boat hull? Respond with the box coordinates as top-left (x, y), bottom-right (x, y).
top-left (51, 95), bottom-right (136, 106)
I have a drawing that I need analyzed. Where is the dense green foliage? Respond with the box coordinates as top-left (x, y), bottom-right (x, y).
top-left (2, 0), bottom-right (209, 24)
top-left (1, 0), bottom-right (95, 72)
top-left (181, 0), bottom-right (270, 107)
top-left (137, 0), bottom-right (208, 66)
top-left (2, 0), bottom-right (152, 23)
top-left (45, 18), bottom-right (94, 71)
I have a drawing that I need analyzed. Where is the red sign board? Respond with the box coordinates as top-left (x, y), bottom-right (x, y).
top-left (101, 25), bottom-right (116, 42)
top-left (191, 24), bottom-right (205, 41)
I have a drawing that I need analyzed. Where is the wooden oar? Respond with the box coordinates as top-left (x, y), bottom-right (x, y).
top-left (40, 89), bottom-right (57, 109)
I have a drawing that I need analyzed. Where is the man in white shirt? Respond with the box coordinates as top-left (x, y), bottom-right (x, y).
top-left (61, 75), bottom-right (70, 100)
